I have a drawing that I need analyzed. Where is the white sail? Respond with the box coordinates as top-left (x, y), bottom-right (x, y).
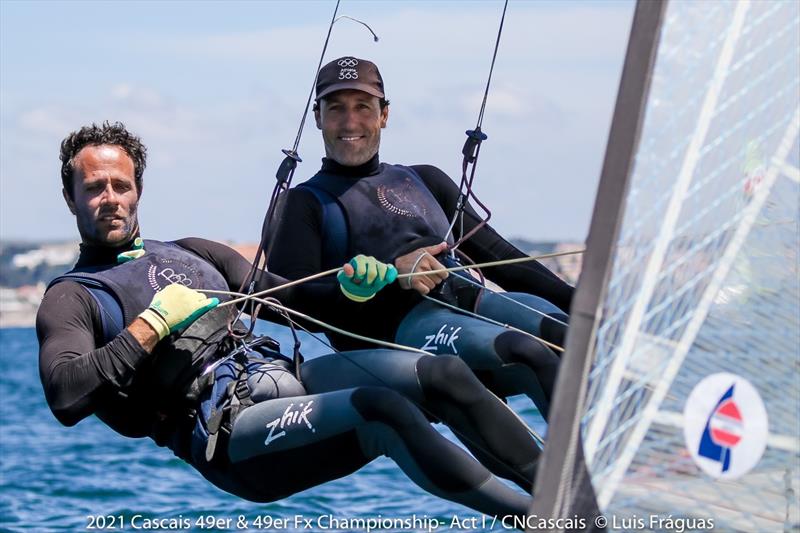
top-left (533, 0), bottom-right (799, 530)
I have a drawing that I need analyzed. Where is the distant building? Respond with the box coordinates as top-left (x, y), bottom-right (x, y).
top-left (0, 283), bottom-right (45, 328)
top-left (12, 243), bottom-right (78, 270)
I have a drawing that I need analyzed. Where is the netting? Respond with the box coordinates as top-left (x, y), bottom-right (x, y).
top-left (579, 1), bottom-right (799, 530)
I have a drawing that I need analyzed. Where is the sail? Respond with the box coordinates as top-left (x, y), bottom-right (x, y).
top-left (532, 0), bottom-right (799, 530)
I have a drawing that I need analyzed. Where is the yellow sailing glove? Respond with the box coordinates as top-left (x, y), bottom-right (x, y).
top-left (138, 284), bottom-right (219, 340)
top-left (337, 255), bottom-right (398, 302)
top-left (117, 237), bottom-right (145, 263)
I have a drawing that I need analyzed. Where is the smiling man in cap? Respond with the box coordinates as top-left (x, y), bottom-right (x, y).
top-left (314, 57), bottom-right (388, 167)
top-left (269, 56), bottom-right (576, 420)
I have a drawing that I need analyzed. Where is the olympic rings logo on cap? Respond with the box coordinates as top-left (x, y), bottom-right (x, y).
top-left (337, 58), bottom-right (359, 67)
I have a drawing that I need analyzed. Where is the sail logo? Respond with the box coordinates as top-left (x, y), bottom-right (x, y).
top-left (421, 324), bottom-right (462, 354)
top-left (264, 401), bottom-right (315, 447)
top-left (697, 386), bottom-right (742, 472)
top-left (683, 373), bottom-right (768, 479)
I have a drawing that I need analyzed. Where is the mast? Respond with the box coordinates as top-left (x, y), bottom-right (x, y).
top-left (528, 0), bottom-right (667, 524)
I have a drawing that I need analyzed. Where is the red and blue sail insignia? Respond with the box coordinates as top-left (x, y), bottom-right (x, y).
top-left (697, 384), bottom-right (742, 472)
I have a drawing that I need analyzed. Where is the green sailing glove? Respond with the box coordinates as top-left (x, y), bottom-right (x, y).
top-left (337, 255), bottom-right (398, 302)
top-left (138, 284), bottom-right (219, 340)
top-left (117, 237), bottom-right (145, 263)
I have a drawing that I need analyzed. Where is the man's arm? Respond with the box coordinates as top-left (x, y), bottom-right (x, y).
top-left (412, 164), bottom-right (575, 313)
top-left (183, 190), bottom-right (390, 319)
top-left (267, 187), bottom-right (329, 278)
top-left (175, 236), bottom-right (352, 327)
top-left (37, 282), bottom-right (156, 426)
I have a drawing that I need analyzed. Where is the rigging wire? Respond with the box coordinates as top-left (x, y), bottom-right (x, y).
top-left (227, 1), bottom-right (380, 369)
top-left (430, 269), bottom-right (570, 328)
top-left (446, 0), bottom-right (509, 252)
top-left (226, 0), bottom-right (343, 346)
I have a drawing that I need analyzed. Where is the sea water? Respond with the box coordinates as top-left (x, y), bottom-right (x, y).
top-left (0, 326), bottom-right (545, 532)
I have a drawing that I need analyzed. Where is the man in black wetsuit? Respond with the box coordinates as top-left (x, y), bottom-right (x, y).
top-left (37, 121), bottom-right (545, 518)
top-left (269, 57), bottom-right (575, 417)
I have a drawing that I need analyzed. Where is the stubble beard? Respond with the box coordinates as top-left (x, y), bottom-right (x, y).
top-left (326, 130), bottom-right (381, 167)
top-left (77, 206), bottom-right (139, 247)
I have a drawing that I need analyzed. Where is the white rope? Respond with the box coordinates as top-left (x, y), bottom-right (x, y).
top-left (204, 288), bottom-right (430, 355)
top-left (422, 293), bottom-right (564, 353)
top-left (396, 248), bottom-right (585, 281)
top-left (444, 268), bottom-right (570, 328)
top-left (213, 248), bottom-right (584, 312)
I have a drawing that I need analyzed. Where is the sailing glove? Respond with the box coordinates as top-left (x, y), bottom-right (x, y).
top-left (138, 284), bottom-right (219, 340)
top-left (117, 237), bottom-right (146, 263)
top-left (337, 255), bottom-right (398, 302)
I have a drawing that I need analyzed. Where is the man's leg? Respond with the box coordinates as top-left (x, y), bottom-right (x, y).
top-left (194, 385), bottom-right (532, 518)
top-left (395, 301), bottom-right (559, 418)
top-left (476, 291), bottom-right (569, 348)
top-left (302, 351), bottom-right (540, 491)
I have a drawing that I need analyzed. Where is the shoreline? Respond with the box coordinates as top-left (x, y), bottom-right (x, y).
top-left (0, 240), bottom-right (582, 330)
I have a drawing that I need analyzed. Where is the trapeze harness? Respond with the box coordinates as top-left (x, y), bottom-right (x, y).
top-left (297, 164), bottom-right (564, 416)
top-left (48, 239), bottom-right (292, 462)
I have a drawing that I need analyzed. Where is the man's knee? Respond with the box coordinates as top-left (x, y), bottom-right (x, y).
top-left (417, 355), bottom-right (484, 404)
top-left (350, 386), bottom-right (425, 429)
top-left (494, 331), bottom-right (559, 369)
top-left (540, 313), bottom-right (568, 348)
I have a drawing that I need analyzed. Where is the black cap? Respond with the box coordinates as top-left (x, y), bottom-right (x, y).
top-left (315, 56), bottom-right (385, 100)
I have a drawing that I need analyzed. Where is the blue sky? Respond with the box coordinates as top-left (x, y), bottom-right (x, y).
top-left (0, 0), bottom-right (634, 244)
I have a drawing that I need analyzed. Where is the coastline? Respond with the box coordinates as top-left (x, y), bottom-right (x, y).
top-left (0, 240), bottom-right (582, 329)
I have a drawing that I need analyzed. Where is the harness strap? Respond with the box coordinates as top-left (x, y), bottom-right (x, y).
top-left (203, 354), bottom-right (265, 462)
top-left (50, 275), bottom-right (124, 343)
top-left (300, 165), bottom-right (442, 268)
top-left (298, 183), bottom-right (348, 269)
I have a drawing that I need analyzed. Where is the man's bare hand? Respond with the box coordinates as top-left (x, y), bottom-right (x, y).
top-left (394, 242), bottom-right (449, 295)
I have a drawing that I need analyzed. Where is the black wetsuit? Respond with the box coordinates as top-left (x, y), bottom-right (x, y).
top-left (269, 155), bottom-right (573, 348)
top-left (38, 237), bottom-right (539, 517)
top-left (268, 155), bottom-right (574, 415)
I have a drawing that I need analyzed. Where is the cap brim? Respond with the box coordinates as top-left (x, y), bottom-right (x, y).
top-left (316, 81), bottom-right (385, 100)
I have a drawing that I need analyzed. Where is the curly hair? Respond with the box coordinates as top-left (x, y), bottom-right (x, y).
top-left (60, 121), bottom-right (147, 200)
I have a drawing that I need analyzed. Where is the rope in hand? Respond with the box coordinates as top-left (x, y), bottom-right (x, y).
top-left (210, 248), bottom-right (584, 311)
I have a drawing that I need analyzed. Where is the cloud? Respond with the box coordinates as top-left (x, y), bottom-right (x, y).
top-left (18, 107), bottom-right (81, 137)
top-left (110, 84), bottom-right (165, 109)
